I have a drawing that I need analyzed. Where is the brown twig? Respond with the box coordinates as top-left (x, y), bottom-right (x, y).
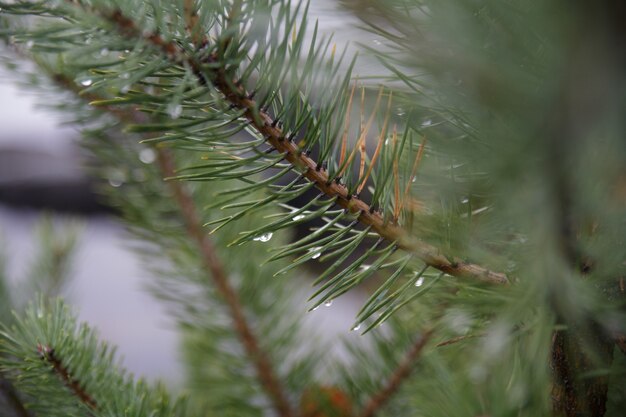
top-left (358, 329), bottom-right (432, 417)
top-left (37, 344), bottom-right (97, 410)
top-left (0, 374), bottom-right (32, 417)
top-left (435, 333), bottom-right (484, 348)
top-left (155, 149), bottom-right (295, 417)
top-left (87, 5), bottom-right (508, 286)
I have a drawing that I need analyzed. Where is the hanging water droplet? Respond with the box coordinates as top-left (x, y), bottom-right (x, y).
top-left (139, 148), bottom-right (156, 164)
top-left (80, 79), bottom-right (92, 86)
top-left (292, 214), bottom-right (305, 221)
top-left (324, 299), bottom-right (333, 307)
top-left (253, 232), bottom-right (273, 242)
top-left (415, 276), bottom-right (425, 287)
top-left (384, 138), bottom-right (390, 145)
top-left (351, 323), bottom-right (361, 331)
top-left (411, 176), bottom-right (417, 183)
top-left (421, 119), bottom-right (432, 127)
top-left (107, 169), bottom-right (126, 188)
top-left (108, 178), bottom-right (123, 187)
top-left (308, 247), bottom-right (322, 260)
top-left (311, 305), bottom-right (320, 311)
top-left (167, 103), bottom-right (182, 119)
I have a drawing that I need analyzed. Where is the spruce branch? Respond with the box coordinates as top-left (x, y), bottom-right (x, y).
top-left (357, 329), bottom-right (432, 417)
top-left (67, 1), bottom-right (508, 287)
top-left (155, 149), bottom-right (296, 417)
top-left (36, 344), bottom-right (97, 411)
top-left (47, 70), bottom-right (296, 417)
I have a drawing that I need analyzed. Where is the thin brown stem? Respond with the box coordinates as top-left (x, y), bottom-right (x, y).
top-left (87, 5), bottom-right (508, 286)
top-left (358, 329), bottom-right (432, 417)
top-left (155, 149), bottom-right (295, 417)
top-left (37, 344), bottom-right (97, 410)
top-left (436, 333), bottom-right (484, 348)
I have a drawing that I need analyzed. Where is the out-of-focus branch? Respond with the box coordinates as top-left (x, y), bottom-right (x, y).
top-left (358, 329), bottom-right (432, 417)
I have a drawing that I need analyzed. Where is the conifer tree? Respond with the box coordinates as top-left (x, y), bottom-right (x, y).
top-left (0, 1), bottom-right (625, 416)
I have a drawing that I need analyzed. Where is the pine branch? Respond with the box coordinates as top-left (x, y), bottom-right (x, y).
top-left (0, 374), bottom-right (32, 417)
top-left (156, 149), bottom-right (295, 417)
top-left (357, 329), bottom-right (432, 417)
top-left (1, 300), bottom-right (187, 417)
top-left (36, 344), bottom-right (97, 411)
top-left (68, 1), bottom-right (508, 287)
top-left (49, 70), bottom-right (295, 417)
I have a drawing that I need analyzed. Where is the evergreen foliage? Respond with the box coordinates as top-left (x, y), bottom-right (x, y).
top-left (0, 1), bottom-right (625, 416)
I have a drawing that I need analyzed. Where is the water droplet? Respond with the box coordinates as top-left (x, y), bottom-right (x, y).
top-left (25, 40), bottom-right (34, 49)
top-left (100, 48), bottom-right (109, 56)
top-left (411, 176), bottom-right (417, 183)
top-left (461, 197), bottom-right (469, 204)
top-left (108, 178), bottom-right (123, 188)
top-left (167, 103), bottom-right (182, 119)
top-left (292, 214), bottom-right (305, 221)
top-left (120, 72), bottom-right (130, 79)
top-left (120, 84), bottom-right (130, 94)
top-left (253, 232), bottom-right (273, 242)
top-left (308, 247), bottom-right (322, 260)
top-left (372, 39), bottom-right (382, 46)
top-left (139, 148), bottom-right (156, 164)
top-left (359, 264), bottom-right (371, 272)
top-left (396, 107), bottom-right (406, 116)
top-left (384, 139), bottom-right (390, 145)
top-left (311, 305), bottom-right (319, 311)
top-left (415, 276), bottom-right (425, 287)
top-left (80, 79), bottom-right (92, 86)
top-left (421, 119), bottom-right (432, 127)
top-left (37, 310), bottom-right (44, 319)
top-left (107, 170), bottom-right (126, 188)
top-left (351, 323), bottom-right (361, 331)
top-left (324, 300), bottom-right (333, 307)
